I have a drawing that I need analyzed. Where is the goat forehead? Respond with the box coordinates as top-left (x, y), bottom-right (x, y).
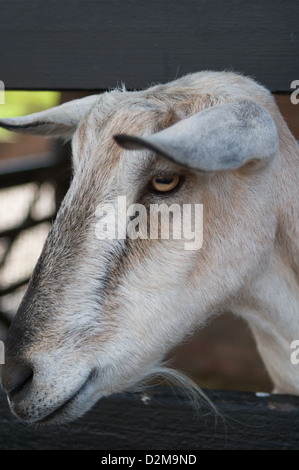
top-left (72, 80), bottom-right (225, 161)
top-left (73, 69), bottom-right (275, 158)
top-left (72, 98), bottom-right (178, 176)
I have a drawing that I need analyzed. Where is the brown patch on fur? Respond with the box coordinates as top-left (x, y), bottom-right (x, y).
top-left (154, 107), bottom-right (180, 132)
top-left (178, 94), bottom-right (220, 117)
top-left (76, 115), bottom-right (90, 157)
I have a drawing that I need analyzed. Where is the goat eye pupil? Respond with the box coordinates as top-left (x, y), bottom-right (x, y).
top-left (156, 177), bottom-right (173, 184)
top-left (151, 174), bottom-right (180, 192)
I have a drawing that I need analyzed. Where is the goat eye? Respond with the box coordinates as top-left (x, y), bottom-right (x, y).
top-left (151, 175), bottom-right (180, 192)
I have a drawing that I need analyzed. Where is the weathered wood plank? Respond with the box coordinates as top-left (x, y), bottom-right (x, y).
top-left (0, 0), bottom-right (298, 92)
top-left (0, 387), bottom-right (299, 450)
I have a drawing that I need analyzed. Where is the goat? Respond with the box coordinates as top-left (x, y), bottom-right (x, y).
top-left (0, 71), bottom-right (298, 425)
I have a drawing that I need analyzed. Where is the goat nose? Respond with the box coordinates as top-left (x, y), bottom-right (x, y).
top-left (1, 359), bottom-right (33, 401)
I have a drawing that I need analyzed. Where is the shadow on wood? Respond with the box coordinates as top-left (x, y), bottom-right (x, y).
top-left (0, 0), bottom-right (298, 91)
top-left (0, 386), bottom-right (299, 450)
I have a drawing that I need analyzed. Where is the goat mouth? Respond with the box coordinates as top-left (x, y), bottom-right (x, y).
top-left (34, 370), bottom-right (96, 425)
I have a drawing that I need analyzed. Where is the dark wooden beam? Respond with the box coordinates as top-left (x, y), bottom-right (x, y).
top-left (0, 387), bottom-right (299, 450)
top-left (0, 0), bottom-right (298, 92)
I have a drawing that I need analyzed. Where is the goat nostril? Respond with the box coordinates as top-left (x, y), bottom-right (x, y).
top-left (6, 365), bottom-right (34, 401)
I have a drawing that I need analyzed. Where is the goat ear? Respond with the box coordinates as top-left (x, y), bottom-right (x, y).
top-left (0, 94), bottom-right (100, 141)
top-left (114, 100), bottom-right (279, 172)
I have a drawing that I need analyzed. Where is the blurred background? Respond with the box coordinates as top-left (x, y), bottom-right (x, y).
top-left (0, 91), bottom-right (298, 394)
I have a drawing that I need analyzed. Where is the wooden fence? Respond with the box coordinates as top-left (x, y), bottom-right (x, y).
top-left (1, 387), bottom-right (299, 450)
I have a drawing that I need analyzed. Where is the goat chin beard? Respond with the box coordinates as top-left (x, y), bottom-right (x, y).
top-left (141, 364), bottom-right (219, 414)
